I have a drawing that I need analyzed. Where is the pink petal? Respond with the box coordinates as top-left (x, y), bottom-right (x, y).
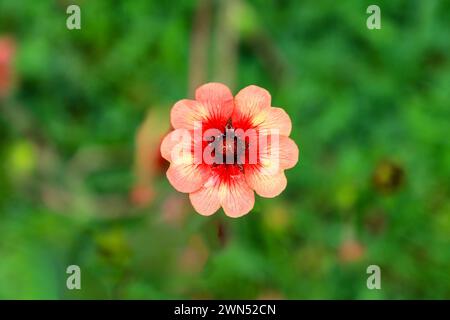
top-left (189, 168), bottom-right (255, 217)
top-left (278, 136), bottom-right (299, 169)
top-left (245, 166), bottom-right (287, 198)
top-left (195, 82), bottom-right (234, 125)
top-left (259, 135), bottom-right (299, 171)
top-left (252, 107), bottom-right (292, 136)
top-left (220, 173), bottom-right (255, 218)
top-left (232, 85), bottom-right (271, 124)
top-left (166, 163), bottom-right (209, 193)
top-left (170, 99), bottom-right (209, 130)
top-left (189, 175), bottom-right (221, 216)
top-left (160, 128), bottom-right (192, 162)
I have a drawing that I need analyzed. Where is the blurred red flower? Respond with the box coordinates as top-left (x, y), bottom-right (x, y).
top-left (0, 36), bottom-right (15, 97)
top-left (131, 108), bottom-right (170, 207)
top-left (338, 238), bottom-right (365, 263)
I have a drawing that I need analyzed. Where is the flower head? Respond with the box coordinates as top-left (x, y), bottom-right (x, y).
top-left (338, 238), bottom-right (365, 264)
top-left (131, 108), bottom-right (170, 207)
top-left (160, 83), bottom-right (299, 217)
top-left (0, 36), bottom-right (16, 97)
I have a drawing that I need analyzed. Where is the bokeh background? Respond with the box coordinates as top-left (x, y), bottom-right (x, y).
top-left (0, 0), bottom-right (449, 299)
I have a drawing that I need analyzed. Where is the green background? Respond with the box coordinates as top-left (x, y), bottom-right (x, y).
top-left (0, 0), bottom-right (449, 299)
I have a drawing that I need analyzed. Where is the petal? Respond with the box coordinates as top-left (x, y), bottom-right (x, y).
top-left (252, 107), bottom-right (292, 136)
top-left (189, 168), bottom-right (255, 218)
top-left (220, 173), bottom-right (255, 218)
top-left (170, 99), bottom-right (210, 130)
top-left (245, 166), bottom-right (287, 198)
top-left (278, 136), bottom-right (299, 169)
top-left (166, 163), bottom-right (209, 193)
top-left (135, 108), bottom-right (170, 178)
top-left (160, 128), bottom-right (192, 162)
top-left (195, 82), bottom-right (234, 125)
top-left (189, 175), bottom-right (221, 216)
top-left (259, 135), bottom-right (299, 171)
top-left (232, 85), bottom-right (271, 124)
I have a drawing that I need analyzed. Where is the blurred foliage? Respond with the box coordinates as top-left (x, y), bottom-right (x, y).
top-left (0, 0), bottom-right (449, 299)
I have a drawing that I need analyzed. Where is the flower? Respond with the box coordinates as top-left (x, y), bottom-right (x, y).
top-left (131, 108), bottom-right (170, 207)
top-left (338, 238), bottom-right (365, 264)
top-left (160, 82), bottom-right (299, 217)
top-left (0, 36), bottom-right (16, 97)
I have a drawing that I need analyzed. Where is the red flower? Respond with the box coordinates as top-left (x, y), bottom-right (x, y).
top-left (131, 108), bottom-right (170, 207)
top-left (0, 37), bottom-right (15, 97)
top-left (339, 239), bottom-right (365, 263)
top-left (161, 83), bottom-right (299, 217)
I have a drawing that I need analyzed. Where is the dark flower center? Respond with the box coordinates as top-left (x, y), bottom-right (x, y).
top-left (207, 120), bottom-right (247, 169)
